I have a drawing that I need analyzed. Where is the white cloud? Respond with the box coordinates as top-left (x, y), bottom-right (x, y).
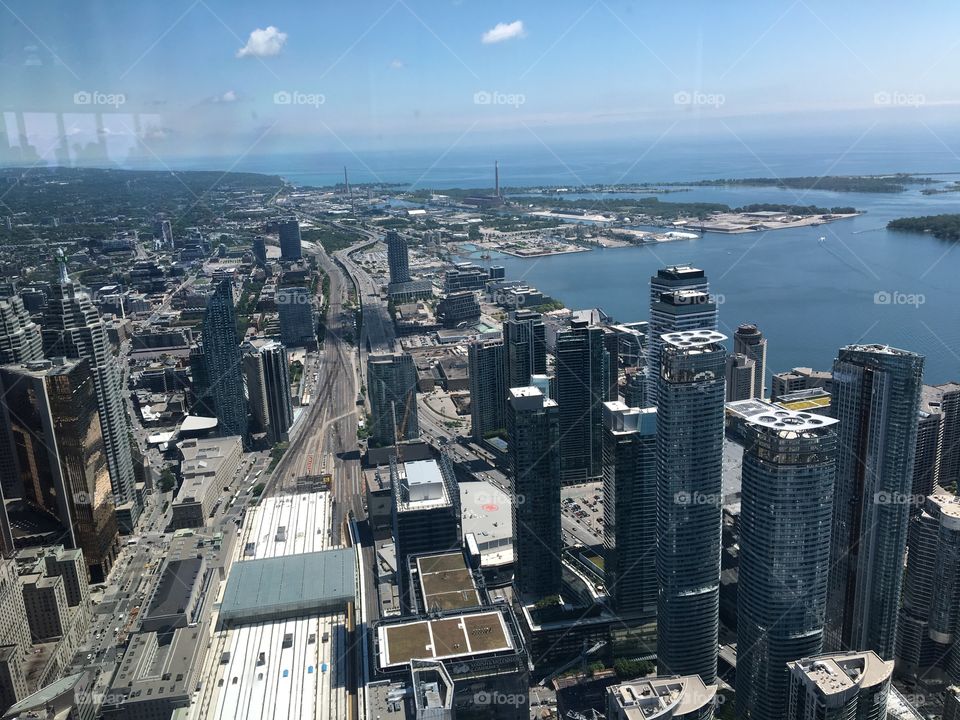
top-left (390, 59), bottom-right (405, 70)
top-left (481, 20), bottom-right (525, 44)
top-left (236, 26), bottom-right (288, 58)
top-left (219, 90), bottom-right (238, 103)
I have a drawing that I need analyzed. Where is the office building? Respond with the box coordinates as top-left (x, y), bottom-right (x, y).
top-left (771, 366), bottom-right (833, 399)
top-left (733, 323), bottom-right (767, 398)
top-left (171, 436), bottom-right (243, 530)
top-left (278, 218), bottom-right (302, 260)
top-left (252, 235), bottom-right (267, 266)
top-left (503, 310), bottom-right (547, 390)
top-left (436, 291), bottom-right (480, 328)
top-left (896, 493), bottom-right (960, 684)
top-left (508, 386), bottom-right (561, 600)
top-left (0, 294), bottom-right (42, 365)
top-left (391, 458), bottom-right (461, 610)
top-left (242, 339), bottom-right (293, 444)
top-left (724, 353), bottom-right (756, 402)
top-left (368, 353), bottom-right (420, 447)
top-left (443, 263), bottom-right (488, 293)
top-left (555, 321), bottom-right (609, 484)
top-left (826, 344), bottom-right (924, 659)
top-left (647, 289), bottom-right (717, 405)
top-left (786, 651), bottom-right (892, 720)
top-left (0, 359), bottom-right (119, 581)
top-left (736, 410), bottom-right (839, 720)
top-left (42, 256), bottom-right (138, 525)
top-left (655, 330), bottom-right (726, 684)
top-left (606, 675), bottom-right (717, 720)
top-left (468, 339), bottom-right (506, 442)
top-left (623, 369), bottom-right (645, 409)
top-left (602, 402), bottom-right (657, 623)
top-left (0, 557), bottom-right (30, 711)
top-left (276, 286), bottom-right (317, 348)
top-left (386, 230), bottom-right (411, 284)
top-left (201, 279), bottom-right (248, 442)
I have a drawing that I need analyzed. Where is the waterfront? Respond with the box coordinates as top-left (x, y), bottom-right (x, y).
top-left (460, 181), bottom-right (960, 384)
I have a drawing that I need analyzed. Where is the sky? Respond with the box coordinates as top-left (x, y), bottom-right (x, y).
top-left (1, 0), bottom-right (960, 166)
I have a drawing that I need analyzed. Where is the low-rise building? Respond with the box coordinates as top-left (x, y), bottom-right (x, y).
top-left (171, 436), bottom-right (242, 529)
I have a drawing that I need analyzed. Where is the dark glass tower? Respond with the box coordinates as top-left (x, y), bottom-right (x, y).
top-left (386, 230), bottom-right (411, 284)
top-left (468, 339), bottom-right (505, 441)
top-left (502, 310), bottom-right (546, 390)
top-left (736, 410), bottom-right (838, 720)
top-left (201, 280), bottom-right (248, 442)
top-left (508, 386), bottom-right (561, 600)
top-left (555, 321), bottom-right (609, 484)
top-left (655, 329), bottom-right (726, 684)
top-left (825, 344), bottom-right (924, 658)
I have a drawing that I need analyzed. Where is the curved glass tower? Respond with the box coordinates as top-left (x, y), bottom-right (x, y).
top-left (655, 330), bottom-right (726, 684)
top-left (736, 409), bottom-right (838, 720)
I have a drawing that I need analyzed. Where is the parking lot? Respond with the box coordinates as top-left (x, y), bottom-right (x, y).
top-left (560, 481), bottom-right (604, 549)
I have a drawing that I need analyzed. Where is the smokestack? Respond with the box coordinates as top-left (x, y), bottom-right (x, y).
top-left (495, 160), bottom-right (500, 198)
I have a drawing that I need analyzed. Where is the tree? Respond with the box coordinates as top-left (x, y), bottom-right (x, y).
top-left (158, 467), bottom-right (175, 493)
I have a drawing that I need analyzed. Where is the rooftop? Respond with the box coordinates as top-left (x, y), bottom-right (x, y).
top-left (661, 329), bottom-right (727, 348)
top-left (607, 675), bottom-right (717, 719)
top-left (416, 552), bottom-right (480, 612)
top-left (746, 408), bottom-right (838, 433)
top-left (219, 548), bottom-right (356, 626)
top-left (378, 610), bottom-right (512, 668)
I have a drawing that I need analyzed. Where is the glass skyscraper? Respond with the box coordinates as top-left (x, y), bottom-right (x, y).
top-left (826, 344), bottom-right (924, 658)
top-left (736, 409), bottom-right (838, 720)
top-left (201, 279), bottom-right (249, 442)
top-left (655, 329), bottom-right (726, 684)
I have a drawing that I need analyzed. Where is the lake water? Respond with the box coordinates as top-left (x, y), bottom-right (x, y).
top-left (462, 182), bottom-right (960, 384)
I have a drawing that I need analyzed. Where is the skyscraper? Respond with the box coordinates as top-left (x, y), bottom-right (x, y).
top-left (242, 339), bottom-right (293, 445)
top-left (386, 230), bottom-right (411, 285)
top-left (733, 323), bottom-right (767, 398)
top-left (368, 353), bottom-right (420, 447)
top-left (42, 255), bottom-right (137, 524)
top-left (555, 320), bottom-right (609, 484)
top-left (508, 386), bottom-right (561, 600)
top-left (276, 286), bottom-right (317, 349)
top-left (201, 280), bottom-right (248, 442)
top-left (655, 330), bottom-right (726, 684)
top-left (468, 339), bottom-right (505, 442)
top-left (502, 310), bottom-right (547, 390)
top-left (647, 289), bottom-right (717, 405)
top-left (736, 409), bottom-right (839, 720)
top-left (826, 344), bottom-right (924, 659)
top-left (0, 358), bottom-right (119, 580)
top-left (786, 651), bottom-right (892, 720)
top-left (0, 294), bottom-right (42, 364)
top-left (602, 401), bottom-right (657, 624)
top-left (252, 236), bottom-right (268, 266)
top-left (896, 492), bottom-right (960, 685)
top-left (188, 342), bottom-right (215, 417)
top-left (278, 218), bottom-right (302, 260)
top-left (724, 353), bottom-right (756, 402)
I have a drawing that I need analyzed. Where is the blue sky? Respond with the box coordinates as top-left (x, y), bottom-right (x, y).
top-left (1, 0), bottom-right (959, 164)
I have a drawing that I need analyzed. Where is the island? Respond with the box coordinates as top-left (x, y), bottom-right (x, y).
top-left (888, 214), bottom-right (960, 241)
